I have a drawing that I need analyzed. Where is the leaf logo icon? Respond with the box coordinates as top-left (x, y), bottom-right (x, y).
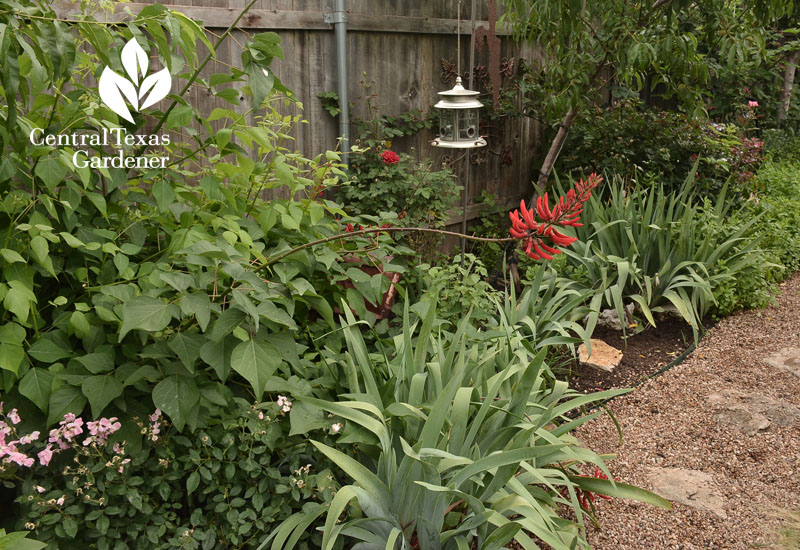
top-left (99, 38), bottom-right (171, 123)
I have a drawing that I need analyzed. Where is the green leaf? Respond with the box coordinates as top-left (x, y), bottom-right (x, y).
top-left (152, 375), bottom-right (200, 431)
top-left (86, 192), bottom-right (107, 218)
top-left (0, 322), bottom-right (25, 345)
top-left (199, 337), bottom-right (234, 382)
top-left (119, 296), bottom-right (174, 338)
top-left (0, 249), bottom-right (25, 264)
top-left (28, 337), bottom-right (72, 363)
top-left (289, 400), bottom-right (328, 436)
top-left (187, 471), bottom-right (200, 495)
top-left (0, 531), bottom-right (47, 550)
top-left (152, 180), bottom-right (176, 211)
top-left (69, 311), bottom-right (91, 339)
top-left (164, 104), bottom-right (193, 130)
top-left (0, 343), bottom-right (24, 374)
top-left (62, 517), bottom-right (78, 538)
top-left (310, 441), bottom-right (391, 510)
top-left (35, 156), bottom-right (68, 192)
top-left (74, 352), bottom-right (113, 373)
top-left (245, 60), bottom-right (274, 109)
top-left (168, 333), bottom-right (204, 372)
top-left (82, 375), bottom-right (123, 418)
top-left (47, 385), bottom-right (87, 426)
top-left (4, 282), bottom-right (34, 322)
top-left (180, 292), bottom-right (211, 332)
top-left (481, 523), bottom-right (520, 550)
top-left (230, 339), bottom-right (281, 400)
top-left (19, 368), bottom-right (53, 413)
top-left (567, 475), bottom-right (673, 510)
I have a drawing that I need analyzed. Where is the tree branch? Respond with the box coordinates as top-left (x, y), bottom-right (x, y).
top-left (259, 227), bottom-right (516, 269)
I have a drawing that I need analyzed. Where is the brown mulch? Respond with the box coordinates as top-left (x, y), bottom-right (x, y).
top-left (573, 275), bottom-right (800, 549)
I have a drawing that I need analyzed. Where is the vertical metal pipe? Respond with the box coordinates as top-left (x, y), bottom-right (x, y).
top-left (333, 0), bottom-right (350, 164)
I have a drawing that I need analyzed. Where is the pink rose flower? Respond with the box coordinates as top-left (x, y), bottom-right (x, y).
top-left (748, 100), bottom-right (758, 108)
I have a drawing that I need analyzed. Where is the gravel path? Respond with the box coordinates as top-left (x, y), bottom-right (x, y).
top-left (576, 273), bottom-right (800, 549)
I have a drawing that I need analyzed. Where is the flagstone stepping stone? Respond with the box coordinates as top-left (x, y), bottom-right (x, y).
top-left (707, 389), bottom-right (800, 435)
top-left (578, 339), bottom-right (623, 372)
top-left (764, 347), bottom-right (800, 378)
top-left (645, 467), bottom-right (727, 519)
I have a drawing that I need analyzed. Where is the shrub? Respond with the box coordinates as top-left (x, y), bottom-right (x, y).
top-left (339, 149), bottom-right (461, 258)
top-left (0, 2), bottom-right (404, 544)
top-left (743, 158), bottom-right (800, 273)
top-left (558, 100), bottom-right (712, 186)
top-left (3, 402), bottom-right (341, 550)
top-left (763, 128), bottom-right (800, 161)
top-left (558, 100), bottom-right (765, 196)
top-left (415, 254), bottom-right (501, 325)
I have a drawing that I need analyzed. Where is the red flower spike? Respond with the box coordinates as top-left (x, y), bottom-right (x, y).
top-left (532, 240), bottom-right (553, 260)
top-left (508, 173), bottom-right (602, 260)
top-left (537, 240), bottom-right (561, 256)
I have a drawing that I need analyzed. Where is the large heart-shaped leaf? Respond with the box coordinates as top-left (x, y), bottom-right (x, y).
top-left (81, 375), bottom-right (123, 418)
top-left (19, 368), bottom-right (53, 413)
top-left (230, 338), bottom-right (281, 400)
top-left (152, 375), bottom-right (200, 431)
top-left (119, 296), bottom-right (174, 338)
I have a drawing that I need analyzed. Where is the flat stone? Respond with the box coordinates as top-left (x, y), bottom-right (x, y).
top-left (595, 304), bottom-right (635, 331)
top-left (764, 347), bottom-right (800, 378)
top-left (578, 339), bottom-right (623, 372)
top-left (707, 389), bottom-right (800, 435)
top-left (646, 467), bottom-right (727, 519)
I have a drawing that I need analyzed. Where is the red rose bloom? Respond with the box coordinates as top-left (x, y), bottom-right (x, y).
top-left (380, 150), bottom-right (400, 165)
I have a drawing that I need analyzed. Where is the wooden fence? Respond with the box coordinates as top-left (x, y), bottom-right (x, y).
top-left (57, 0), bottom-right (542, 249)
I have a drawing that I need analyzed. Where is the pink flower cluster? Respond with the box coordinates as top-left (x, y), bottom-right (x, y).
top-left (147, 409), bottom-right (162, 441)
top-left (277, 395), bottom-right (292, 414)
top-left (1, 404), bottom-right (127, 469)
top-left (84, 417), bottom-right (122, 447)
top-left (1, 418), bottom-right (37, 468)
top-left (0, 403), bottom-right (36, 467)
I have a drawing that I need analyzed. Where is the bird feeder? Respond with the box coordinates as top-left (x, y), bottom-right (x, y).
top-left (431, 77), bottom-right (486, 149)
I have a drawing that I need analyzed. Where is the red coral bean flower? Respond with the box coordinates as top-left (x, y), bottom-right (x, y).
top-left (509, 173), bottom-right (602, 260)
top-left (380, 150), bottom-right (400, 165)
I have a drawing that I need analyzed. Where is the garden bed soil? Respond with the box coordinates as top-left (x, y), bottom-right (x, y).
top-left (568, 317), bottom-right (699, 394)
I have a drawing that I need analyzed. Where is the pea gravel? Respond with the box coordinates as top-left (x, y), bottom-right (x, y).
top-left (575, 274), bottom-right (800, 549)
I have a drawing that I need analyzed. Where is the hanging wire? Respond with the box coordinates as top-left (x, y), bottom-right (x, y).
top-left (457, 0), bottom-right (462, 76)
